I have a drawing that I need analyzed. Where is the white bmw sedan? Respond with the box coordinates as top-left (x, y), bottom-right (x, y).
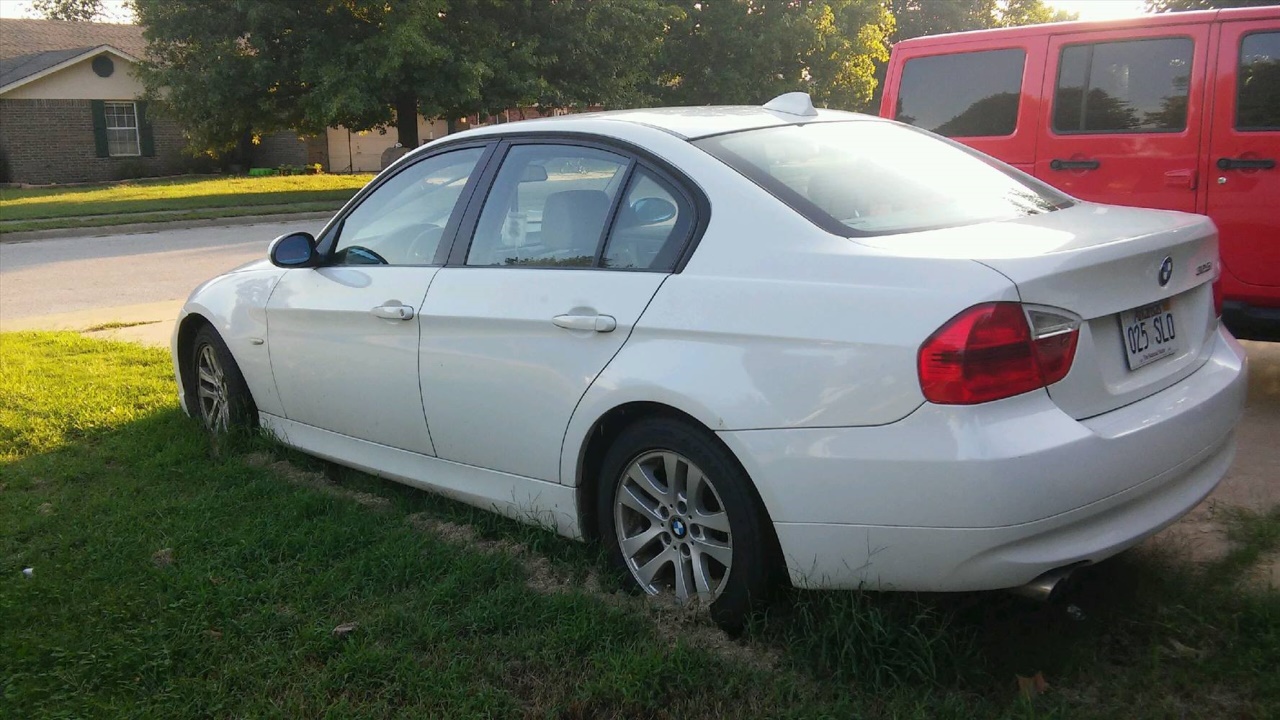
top-left (173, 93), bottom-right (1247, 628)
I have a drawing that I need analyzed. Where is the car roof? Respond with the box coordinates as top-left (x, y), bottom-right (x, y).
top-left (459, 104), bottom-right (876, 141)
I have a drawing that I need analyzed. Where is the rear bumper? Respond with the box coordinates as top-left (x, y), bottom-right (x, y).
top-left (719, 324), bottom-right (1248, 591)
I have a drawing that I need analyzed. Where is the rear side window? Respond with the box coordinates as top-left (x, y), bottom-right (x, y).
top-left (1238, 32), bottom-right (1280, 131)
top-left (1053, 37), bottom-right (1194, 133)
top-left (695, 121), bottom-right (1071, 237)
top-left (896, 49), bottom-right (1025, 137)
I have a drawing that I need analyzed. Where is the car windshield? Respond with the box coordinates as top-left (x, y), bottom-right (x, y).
top-left (694, 121), bottom-right (1073, 236)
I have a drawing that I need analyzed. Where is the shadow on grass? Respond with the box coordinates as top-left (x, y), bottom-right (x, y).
top-left (3, 403), bottom-right (1277, 719)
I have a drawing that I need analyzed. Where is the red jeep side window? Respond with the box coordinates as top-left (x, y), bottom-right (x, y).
top-left (1053, 37), bottom-right (1194, 134)
top-left (1237, 32), bottom-right (1280, 131)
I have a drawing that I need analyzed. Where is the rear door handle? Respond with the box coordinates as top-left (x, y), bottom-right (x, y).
top-left (1217, 157), bottom-right (1275, 170)
top-left (370, 304), bottom-right (414, 321)
top-left (552, 314), bottom-right (616, 333)
top-left (1049, 159), bottom-right (1101, 171)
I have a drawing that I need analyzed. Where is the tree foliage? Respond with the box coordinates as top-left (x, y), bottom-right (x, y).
top-left (654, 1), bottom-right (893, 109)
top-left (31, 0), bottom-right (104, 21)
top-left (888, 0), bottom-right (1075, 41)
top-left (1146, 0), bottom-right (1274, 11)
top-left (134, 0), bottom-right (672, 154)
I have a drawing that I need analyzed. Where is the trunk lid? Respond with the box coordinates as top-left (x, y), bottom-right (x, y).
top-left (853, 202), bottom-right (1220, 419)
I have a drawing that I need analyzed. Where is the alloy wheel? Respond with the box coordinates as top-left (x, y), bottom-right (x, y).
top-left (613, 450), bottom-right (733, 603)
top-left (195, 343), bottom-right (229, 431)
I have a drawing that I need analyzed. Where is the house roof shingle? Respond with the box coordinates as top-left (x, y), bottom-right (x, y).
top-left (0, 46), bottom-right (95, 88)
top-left (0, 18), bottom-right (146, 61)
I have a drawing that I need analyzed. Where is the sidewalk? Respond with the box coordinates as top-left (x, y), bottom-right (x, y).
top-left (2, 300), bottom-right (182, 347)
top-left (0, 210), bottom-right (334, 244)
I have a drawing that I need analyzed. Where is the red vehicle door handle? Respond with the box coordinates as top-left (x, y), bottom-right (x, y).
top-left (1217, 157), bottom-right (1276, 170)
top-left (1049, 159), bottom-right (1100, 171)
top-left (1164, 169), bottom-right (1196, 189)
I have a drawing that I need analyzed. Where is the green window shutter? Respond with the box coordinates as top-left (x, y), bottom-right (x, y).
top-left (91, 100), bottom-right (109, 157)
top-left (137, 101), bottom-right (155, 157)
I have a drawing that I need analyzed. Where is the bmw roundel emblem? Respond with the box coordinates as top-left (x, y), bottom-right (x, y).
top-left (671, 518), bottom-right (687, 539)
top-left (1158, 256), bottom-right (1173, 287)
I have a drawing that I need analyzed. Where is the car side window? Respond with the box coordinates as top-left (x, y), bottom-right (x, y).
top-left (1052, 37), bottom-right (1194, 134)
top-left (602, 168), bottom-right (693, 271)
top-left (1238, 32), bottom-right (1280, 131)
top-left (895, 49), bottom-right (1026, 138)
top-left (332, 147), bottom-right (484, 266)
top-left (466, 145), bottom-right (629, 268)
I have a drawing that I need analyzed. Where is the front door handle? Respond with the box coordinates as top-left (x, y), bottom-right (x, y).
top-left (1217, 157), bottom-right (1276, 170)
top-left (370, 304), bottom-right (414, 321)
top-left (552, 314), bottom-right (617, 333)
top-left (1049, 159), bottom-right (1101, 171)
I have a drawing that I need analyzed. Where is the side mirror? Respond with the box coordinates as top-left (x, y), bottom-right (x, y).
top-left (268, 232), bottom-right (318, 268)
top-left (631, 197), bottom-right (677, 224)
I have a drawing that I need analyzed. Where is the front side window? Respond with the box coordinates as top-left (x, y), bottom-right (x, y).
top-left (466, 145), bottom-right (629, 268)
top-left (695, 121), bottom-right (1071, 236)
top-left (104, 101), bottom-right (139, 156)
top-left (896, 49), bottom-right (1026, 138)
top-left (332, 147), bottom-right (484, 266)
top-left (1238, 32), bottom-right (1280, 130)
top-left (1053, 37), bottom-right (1194, 133)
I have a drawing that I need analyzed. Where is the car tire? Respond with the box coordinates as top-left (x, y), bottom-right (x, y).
top-left (597, 416), bottom-right (775, 632)
top-left (189, 325), bottom-right (257, 432)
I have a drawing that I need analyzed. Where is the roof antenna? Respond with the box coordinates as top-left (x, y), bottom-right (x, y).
top-left (763, 92), bottom-right (818, 118)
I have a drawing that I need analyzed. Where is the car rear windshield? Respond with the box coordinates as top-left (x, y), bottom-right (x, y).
top-left (694, 121), bottom-right (1072, 236)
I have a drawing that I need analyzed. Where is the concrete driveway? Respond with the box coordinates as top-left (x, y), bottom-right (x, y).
top-left (0, 219), bottom-right (320, 344)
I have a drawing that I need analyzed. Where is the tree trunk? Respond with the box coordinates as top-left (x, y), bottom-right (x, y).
top-left (395, 93), bottom-right (419, 147)
top-left (446, 117), bottom-right (458, 135)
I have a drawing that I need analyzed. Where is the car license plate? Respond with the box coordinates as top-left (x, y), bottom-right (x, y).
top-left (1119, 299), bottom-right (1180, 370)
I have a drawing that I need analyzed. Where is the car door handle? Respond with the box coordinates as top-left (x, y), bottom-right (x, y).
top-left (552, 314), bottom-right (616, 333)
top-left (370, 304), bottom-right (414, 321)
top-left (1216, 157), bottom-right (1275, 170)
top-left (1049, 159), bottom-right (1101, 171)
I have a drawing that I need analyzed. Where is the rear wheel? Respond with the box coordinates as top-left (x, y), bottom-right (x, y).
top-left (189, 325), bottom-right (256, 432)
top-left (598, 417), bottom-right (774, 631)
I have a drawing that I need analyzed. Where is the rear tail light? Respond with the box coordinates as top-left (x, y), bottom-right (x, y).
top-left (918, 302), bottom-right (1080, 405)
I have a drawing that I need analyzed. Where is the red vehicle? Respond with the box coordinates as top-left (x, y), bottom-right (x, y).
top-left (880, 7), bottom-right (1280, 331)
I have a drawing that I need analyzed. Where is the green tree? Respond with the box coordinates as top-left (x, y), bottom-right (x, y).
top-left (1146, 0), bottom-right (1274, 11)
top-left (31, 0), bottom-right (104, 21)
top-left (133, 0), bottom-right (671, 156)
top-left (888, 0), bottom-right (1074, 42)
top-left (654, 0), bottom-right (893, 110)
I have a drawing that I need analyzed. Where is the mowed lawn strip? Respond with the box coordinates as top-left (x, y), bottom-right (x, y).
top-left (0, 174), bottom-right (374, 232)
top-left (1, 331), bottom-right (1277, 718)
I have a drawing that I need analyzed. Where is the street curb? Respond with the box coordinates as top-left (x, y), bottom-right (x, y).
top-left (0, 210), bottom-right (334, 244)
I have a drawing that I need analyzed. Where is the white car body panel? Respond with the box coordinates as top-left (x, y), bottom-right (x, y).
top-left (259, 413), bottom-right (581, 538)
top-left (172, 267), bottom-right (285, 416)
top-left (419, 268), bottom-right (666, 483)
top-left (265, 266), bottom-right (438, 455)
top-left (172, 105), bottom-right (1249, 596)
top-left (725, 325), bottom-right (1246, 589)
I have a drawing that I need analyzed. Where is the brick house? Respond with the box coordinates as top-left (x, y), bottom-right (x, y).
top-left (0, 19), bottom-right (323, 185)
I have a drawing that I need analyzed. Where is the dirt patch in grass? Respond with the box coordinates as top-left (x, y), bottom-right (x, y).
top-left (251, 452), bottom-right (779, 672)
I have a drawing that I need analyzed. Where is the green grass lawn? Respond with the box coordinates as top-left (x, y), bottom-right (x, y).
top-left (1, 331), bottom-right (1277, 718)
top-left (0, 174), bottom-right (374, 233)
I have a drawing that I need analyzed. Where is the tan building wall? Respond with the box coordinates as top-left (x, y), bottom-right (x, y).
top-left (326, 116), bottom-right (451, 173)
top-left (4, 54), bottom-right (146, 100)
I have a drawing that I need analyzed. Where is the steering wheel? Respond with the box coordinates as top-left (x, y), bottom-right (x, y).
top-left (406, 223), bottom-right (444, 263)
top-left (341, 246), bottom-right (388, 265)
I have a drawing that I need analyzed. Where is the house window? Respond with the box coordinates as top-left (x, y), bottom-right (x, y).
top-left (104, 102), bottom-right (140, 156)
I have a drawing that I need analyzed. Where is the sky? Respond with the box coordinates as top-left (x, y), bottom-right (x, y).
top-left (1, 0), bottom-right (1153, 23)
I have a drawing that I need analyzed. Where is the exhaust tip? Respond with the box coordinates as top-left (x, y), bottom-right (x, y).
top-left (1008, 564), bottom-right (1083, 602)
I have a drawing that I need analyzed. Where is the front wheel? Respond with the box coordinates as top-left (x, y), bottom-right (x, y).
top-left (597, 417), bottom-right (775, 631)
top-left (189, 325), bottom-right (256, 432)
